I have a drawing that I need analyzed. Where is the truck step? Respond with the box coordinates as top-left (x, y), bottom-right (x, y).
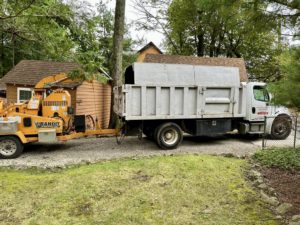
top-left (248, 131), bottom-right (264, 134)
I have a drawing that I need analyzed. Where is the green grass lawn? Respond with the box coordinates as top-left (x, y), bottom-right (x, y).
top-left (0, 155), bottom-right (277, 225)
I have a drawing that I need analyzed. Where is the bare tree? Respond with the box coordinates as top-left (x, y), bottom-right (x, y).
top-left (111, 0), bottom-right (126, 87)
top-left (132, 0), bottom-right (179, 53)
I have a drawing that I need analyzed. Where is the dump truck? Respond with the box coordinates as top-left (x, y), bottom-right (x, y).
top-left (0, 74), bottom-right (118, 159)
top-left (114, 62), bottom-right (292, 149)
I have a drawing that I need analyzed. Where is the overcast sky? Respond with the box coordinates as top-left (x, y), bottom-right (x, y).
top-left (85, 0), bottom-right (299, 49)
top-left (86, 0), bottom-right (164, 50)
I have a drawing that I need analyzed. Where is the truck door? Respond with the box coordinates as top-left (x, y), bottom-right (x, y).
top-left (249, 85), bottom-right (270, 121)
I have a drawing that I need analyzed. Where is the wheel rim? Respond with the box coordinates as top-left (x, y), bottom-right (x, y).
top-left (0, 140), bottom-right (17, 156)
top-left (86, 115), bottom-right (95, 130)
top-left (273, 120), bottom-right (290, 136)
top-left (162, 128), bottom-right (178, 145)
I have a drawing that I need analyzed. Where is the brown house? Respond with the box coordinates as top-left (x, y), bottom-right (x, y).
top-left (137, 42), bottom-right (163, 62)
top-left (1, 60), bottom-right (111, 128)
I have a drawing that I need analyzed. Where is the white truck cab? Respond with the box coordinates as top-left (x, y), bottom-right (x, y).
top-left (243, 82), bottom-right (292, 139)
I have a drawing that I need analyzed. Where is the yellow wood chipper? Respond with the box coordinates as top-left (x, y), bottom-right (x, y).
top-left (0, 74), bottom-right (118, 159)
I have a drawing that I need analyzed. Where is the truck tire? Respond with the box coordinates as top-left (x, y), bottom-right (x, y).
top-left (0, 136), bottom-right (24, 159)
top-left (270, 115), bottom-right (292, 140)
top-left (155, 123), bottom-right (183, 149)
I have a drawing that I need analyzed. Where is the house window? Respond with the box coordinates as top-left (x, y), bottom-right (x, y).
top-left (17, 87), bottom-right (33, 103)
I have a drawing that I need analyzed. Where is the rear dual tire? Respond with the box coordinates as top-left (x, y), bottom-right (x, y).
top-left (154, 123), bottom-right (183, 150)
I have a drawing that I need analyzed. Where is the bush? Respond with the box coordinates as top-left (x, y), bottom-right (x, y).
top-left (253, 148), bottom-right (300, 171)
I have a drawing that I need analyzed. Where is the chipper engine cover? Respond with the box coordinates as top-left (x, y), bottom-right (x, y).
top-left (42, 89), bottom-right (72, 130)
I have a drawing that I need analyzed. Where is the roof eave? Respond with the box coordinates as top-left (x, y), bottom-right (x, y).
top-left (138, 42), bottom-right (163, 54)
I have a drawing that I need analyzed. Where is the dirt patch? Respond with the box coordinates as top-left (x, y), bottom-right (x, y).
top-left (132, 170), bottom-right (152, 182)
top-left (261, 167), bottom-right (300, 216)
top-left (69, 201), bottom-right (93, 217)
top-left (0, 209), bottom-right (21, 225)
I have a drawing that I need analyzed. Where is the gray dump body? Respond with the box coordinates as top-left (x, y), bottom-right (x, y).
top-left (114, 63), bottom-right (246, 121)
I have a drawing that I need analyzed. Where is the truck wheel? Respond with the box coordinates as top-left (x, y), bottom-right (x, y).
top-left (270, 115), bottom-right (292, 140)
top-left (0, 136), bottom-right (24, 159)
top-left (155, 123), bottom-right (183, 149)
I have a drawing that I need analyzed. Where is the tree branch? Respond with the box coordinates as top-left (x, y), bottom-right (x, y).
top-left (0, 0), bottom-right (36, 20)
top-left (133, 0), bottom-right (179, 53)
top-left (268, 0), bottom-right (300, 11)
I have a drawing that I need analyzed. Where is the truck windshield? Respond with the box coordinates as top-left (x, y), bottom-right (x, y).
top-left (253, 86), bottom-right (270, 102)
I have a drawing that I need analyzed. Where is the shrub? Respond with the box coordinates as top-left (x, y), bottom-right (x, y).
top-left (253, 148), bottom-right (300, 171)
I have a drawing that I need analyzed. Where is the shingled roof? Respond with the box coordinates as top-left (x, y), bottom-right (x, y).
top-left (1, 60), bottom-right (79, 86)
top-left (144, 54), bottom-right (248, 82)
top-left (138, 42), bottom-right (163, 54)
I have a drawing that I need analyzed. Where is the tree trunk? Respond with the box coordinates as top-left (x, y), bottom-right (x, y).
top-left (110, 0), bottom-right (126, 128)
top-left (111, 0), bottom-right (126, 87)
top-left (12, 32), bottom-right (15, 67)
top-left (216, 32), bottom-right (224, 57)
top-left (197, 34), bottom-right (205, 57)
top-left (209, 30), bottom-right (216, 57)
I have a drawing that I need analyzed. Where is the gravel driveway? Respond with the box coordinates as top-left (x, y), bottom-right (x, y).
top-left (0, 135), bottom-right (259, 168)
top-left (0, 134), bottom-right (298, 168)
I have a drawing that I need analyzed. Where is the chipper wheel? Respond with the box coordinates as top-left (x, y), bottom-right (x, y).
top-left (0, 136), bottom-right (24, 159)
top-left (85, 115), bottom-right (96, 130)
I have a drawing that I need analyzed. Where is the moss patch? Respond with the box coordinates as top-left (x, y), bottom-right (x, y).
top-left (0, 155), bottom-right (277, 225)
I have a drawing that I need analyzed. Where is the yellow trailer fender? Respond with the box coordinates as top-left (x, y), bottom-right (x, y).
top-left (0, 131), bottom-right (29, 144)
top-left (14, 131), bottom-right (28, 144)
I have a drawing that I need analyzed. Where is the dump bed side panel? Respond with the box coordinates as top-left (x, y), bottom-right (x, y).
top-left (116, 85), bottom-right (245, 121)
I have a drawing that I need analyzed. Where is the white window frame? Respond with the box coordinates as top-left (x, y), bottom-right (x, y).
top-left (17, 87), bottom-right (33, 103)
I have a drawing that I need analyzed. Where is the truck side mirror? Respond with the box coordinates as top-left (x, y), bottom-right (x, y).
top-left (269, 93), bottom-right (273, 101)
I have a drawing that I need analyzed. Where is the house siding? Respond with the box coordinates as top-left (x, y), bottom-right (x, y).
top-left (137, 47), bottom-right (162, 62)
top-left (6, 84), bottom-right (34, 104)
top-left (67, 89), bottom-right (77, 111)
top-left (76, 80), bottom-right (111, 129)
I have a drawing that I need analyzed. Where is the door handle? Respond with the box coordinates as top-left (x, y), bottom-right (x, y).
top-left (252, 107), bottom-right (256, 114)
